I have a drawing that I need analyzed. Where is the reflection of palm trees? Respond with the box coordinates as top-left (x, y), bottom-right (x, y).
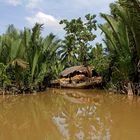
top-left (53, 104), bottom-right (111, 140)
top-left (0, 94), bottom-right (64, 140)
top-left (51, 89), bottom-right (112, 140)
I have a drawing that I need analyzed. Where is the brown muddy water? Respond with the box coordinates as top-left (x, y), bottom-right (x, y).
top-left (0, 89), bottom-right (140, 140)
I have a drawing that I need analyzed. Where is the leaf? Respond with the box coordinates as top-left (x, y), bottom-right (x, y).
top-left (31, 51), bottom-right (40, 78)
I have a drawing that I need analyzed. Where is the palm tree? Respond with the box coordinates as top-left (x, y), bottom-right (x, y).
top-left (59, 14), bottom-right (97, 66)
top-left (99, 0), bottom-right (140, 94)
top-left (0, 23), bottom-right (61, 92)
top-left (0, 25), bottom-right (28, 87)
top-left (89, 43), bottom-right (109, 77)
top-left (20, 23), bottom-right (60, 85)
top-left (117, 0), bottom-right (140, 58)
top-left (58, 35), bottom-right (78, 66)
top-left (33, 32), bottom-right (61, 84)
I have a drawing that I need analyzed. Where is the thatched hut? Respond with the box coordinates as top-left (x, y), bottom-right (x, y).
top-left (60, 65), bottom-right (95, 78)
top-left (51, 65), bottom-right (102, 88)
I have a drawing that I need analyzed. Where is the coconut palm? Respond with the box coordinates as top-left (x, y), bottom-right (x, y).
top-left (58, 35), bottom-right (78, 66)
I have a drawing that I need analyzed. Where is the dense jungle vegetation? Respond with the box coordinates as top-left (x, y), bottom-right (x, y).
top-left (0, 0), bottom-right (140, 94)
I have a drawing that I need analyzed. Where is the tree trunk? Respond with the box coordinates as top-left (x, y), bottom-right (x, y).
top-left (127, 82), bottom-right (133, 96)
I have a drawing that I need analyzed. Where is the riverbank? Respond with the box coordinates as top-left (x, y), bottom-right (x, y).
top-left (0, 84), bottom-right (47, 95)
top-left (0, 82), bottom-right (140, 95)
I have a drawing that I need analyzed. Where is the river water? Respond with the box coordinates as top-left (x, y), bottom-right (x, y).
top-left (0, 89), bottom-right (140, 140)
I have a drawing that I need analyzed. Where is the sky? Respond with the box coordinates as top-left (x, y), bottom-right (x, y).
top-left (0, 0), bottom-right (116, 44)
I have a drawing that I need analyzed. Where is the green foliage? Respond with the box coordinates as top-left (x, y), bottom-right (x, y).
top-left (60, 14), bottom-right (97, 66)
top-left (89, 43), bottom-right (110, 76)
top-left (99, 0), bottom-right (140, 92)
top-left (0, 63), bottom-right (10, 87)
top-left (0, 24), bottom-right (61, 92)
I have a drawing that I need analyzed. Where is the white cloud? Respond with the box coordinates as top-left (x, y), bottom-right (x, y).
top-left (71, 0), bottom-right (116, 13)
top-left (7, 0), bottom-right (21, 6)
top-left (6, 0), bottom-right (43, 9)
top-left (26, 12), bottom-right (62, 30)
top-left (26, 0), bottom-right (43, 9)
top-left (6, 0), bottom-right (116, 13)
top-left (75, 0), bottom-right (115, 7)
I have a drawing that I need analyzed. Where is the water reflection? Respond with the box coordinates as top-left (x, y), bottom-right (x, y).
top-left (0, 89), bottom-right (140, 140)
top-left (52, 89), bottom-right (111, 140)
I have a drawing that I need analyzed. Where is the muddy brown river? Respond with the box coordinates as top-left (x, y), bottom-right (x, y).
top-left (0, 89), bottom-right (140, 140)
